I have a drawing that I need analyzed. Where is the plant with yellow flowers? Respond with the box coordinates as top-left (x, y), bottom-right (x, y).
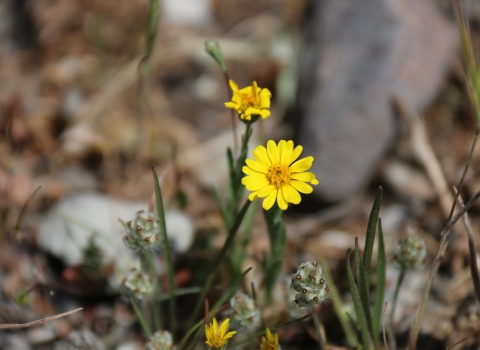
top-left (205, 318), bottom-right (237, 349)
top-left (260, 328), bottom-right (281, 350)
top-left (224, 80), bottom-right (272, 121)
top-left (242, 140), bottom-right (318, 210)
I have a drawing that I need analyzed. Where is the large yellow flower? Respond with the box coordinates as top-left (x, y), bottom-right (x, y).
top-left (224, 80), bottom-right (271, 121)
top-left (205, 318), bottom-right (236, 349)
top-left (242, 140), bottom-right (319, 210)
top-left (260, 328), bottom-right (280, 350)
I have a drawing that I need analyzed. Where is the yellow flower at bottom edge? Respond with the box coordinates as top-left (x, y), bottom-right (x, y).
top-left (205, 318), bottom-right (237, 349)
top-left (224, 80), bottom-right (271, 121)
top-left (260, 328), bottom-right (280, 350)
top-left (242, 140), bottom-right (319, 210)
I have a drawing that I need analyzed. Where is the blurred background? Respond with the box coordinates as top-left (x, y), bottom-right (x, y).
top-left (1, 0), bottom-right (480, 349)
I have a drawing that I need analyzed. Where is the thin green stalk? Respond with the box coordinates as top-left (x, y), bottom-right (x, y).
top-left (446, 131), bottom-right (478, 222)
top-left (408, 191), bottom-right (480, 349)
top-left (319, 256), bottom-right (357, 347)
top-left (130, 297), bottom-right (151, 337)
top-left (187, 200), bottom-right (252, 327)
top-left (388, 268), bottom-right (406, 350)
top-left (152, 168), bottom-right (176, 334)
top-left (308, 302), bottom-right (326, 350)
top-left (145, 251), bottom-right (162, 330)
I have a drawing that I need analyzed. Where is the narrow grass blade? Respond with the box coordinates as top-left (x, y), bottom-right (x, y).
top-left (151, 167), bottom-right (176, 333)
top-left (455, 191), bottom-right (480, 308)
top-left (363, 187), bottom-right (383, 279)
top-left (355, 238), bottom-right (374, 339)
top-left (319, 256), bottom-right (357, 347)
top-left (346, 249), bottom-right (372, 350)
top-left (188, 200), bottom-right (251, 327)
top-left (373, 218), bottom-right (386, 339)
top-left (13, 186), bottom-right (41, 240)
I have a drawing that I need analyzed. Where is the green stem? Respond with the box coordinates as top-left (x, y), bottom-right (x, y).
top-left (319, 256), bottom-right (357, 347)
top-left (152, 168), bottom-right (176, 334)
top-left (187, 200), bottom-right (252, 328)
top-left (146, 251), bottom-right (162, 330)
top-left (389, 268), bottom-right (406, 350)
top-left (130, 297), bottom-right (151, 337)
top-left (308, 302), bottom-right (326, 350)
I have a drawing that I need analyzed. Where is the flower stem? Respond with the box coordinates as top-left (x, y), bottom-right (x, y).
top-left (130, 297), bottom-right (151, 337)
top-left (308, 302), bottom-right (326, 350)
top-left (187, 200), bottom-right (252, 328)
top-left (145, 251), bottom-right (163, 330)
top-left (408, 190), bottom-right (480, 349)
top-left (388, 268), bottom-right (406, 350)
top-left (152, 168), bottom-right (176, 335)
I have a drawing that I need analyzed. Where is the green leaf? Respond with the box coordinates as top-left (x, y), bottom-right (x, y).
top-left (319, 256), bottom-right (357, 347)
top-left (363, 187), bottom-right (383, 280)
top-left (355, 238), bottom-right (373, 338)
top-left (346, 249), bottom-right (372, 350)
top-left (373, 218), bottom-right (386, 340)
top-left (152, 167), bottom-right (176, 333)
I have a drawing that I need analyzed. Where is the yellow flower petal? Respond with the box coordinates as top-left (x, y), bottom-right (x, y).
top-left (290, 156), bottom-right (314, 173)
top-left (245, 159), bottom-right (268, 173)
top-left (282, 184), bottom-right (301, 204)
top-left (311, 178), bottom-right (319, 185)
top-left (290, 180), bottom-right (313, 194)
top-left (291, 172), bottom-right (317, 183)
top-left (277, 190), bottom-right (288, 210)
top-left (267, 140), bottom-right (279, 165)
top-left (248, 191), bottom-right (258, 200)
top-left (253, 145), bottom-right (272, 167)
top-left (242, 165), bottom-right (263, 176)
top-left (257, 184), bottom-right (275, 198)
top-left (259, 109), bottom-right (270, 119)
top-left (280, 140), bottom-right (294, 165)
top-left (229, 80), bottom-right (239, 92)
top-left (224, 101), bottom-right (238, 109)
top-left (245, 107), bottom-right (262, 116)
top-left (242, 178), bottom-right (269, 191)
top-left (287, 145), bottom-right (303, 165)
top-left (259, 89), bottom-right (272, 108)
top-left (263, 190), bottom-right (277, 210)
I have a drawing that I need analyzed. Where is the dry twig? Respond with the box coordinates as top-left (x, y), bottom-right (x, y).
top-left (0, 308), bottom-right (82, 330)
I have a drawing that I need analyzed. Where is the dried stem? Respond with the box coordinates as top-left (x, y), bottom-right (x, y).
top-left (0, 308), bottom-right (82, 330)
top-left (408, 191), bottom-right (480, 349)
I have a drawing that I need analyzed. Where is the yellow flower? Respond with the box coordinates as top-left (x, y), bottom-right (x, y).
top-left (205, 318), bottom-right (236, 349)
top-left (242, 140), bottom-right (319, 210)
top-left (260, 328), bottom-right (280, 350)
top-left (224, 80), bottom-right (271, 121)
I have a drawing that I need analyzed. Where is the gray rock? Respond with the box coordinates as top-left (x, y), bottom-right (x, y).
top-left (296, 0), bottom-right (457, 202)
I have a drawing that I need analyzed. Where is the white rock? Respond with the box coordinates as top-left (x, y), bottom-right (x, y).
top-left (162, 0), bottom-right (211, 26)
top-left (38, 193), bottom-right (194, 284)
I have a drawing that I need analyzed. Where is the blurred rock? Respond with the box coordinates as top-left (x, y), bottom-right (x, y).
top-left (381, 160), bottom-right (435, 201)
top-left (162, 0), bottom-right (212, 26)
top-left (37, 193), bottom-right (194, 281)
top-left (54, 330), bottom-right (105, 350)
top-left (296, 0), bottom-right (457, 202)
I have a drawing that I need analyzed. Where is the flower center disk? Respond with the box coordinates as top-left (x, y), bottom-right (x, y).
top-left (266, 164), bottom-right (291, 189)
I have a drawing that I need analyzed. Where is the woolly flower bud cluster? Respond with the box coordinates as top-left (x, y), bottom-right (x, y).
top-left (121, 269), bottom-right (153, 299)
top-left (122, 210), bottom-right (161, 251)
top-left (146, 330), bottom-right (176, 350)
top-left (230, 292), bottom-right (260, 328)
top-left (290, 261), bottom-right (330, 308)
top-left (393, 233), bottom-right (426, 270)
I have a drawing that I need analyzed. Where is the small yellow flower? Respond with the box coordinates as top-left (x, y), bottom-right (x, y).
top-left (242, 140), bottom-right (319, 210)
top-left (224, 80), bottom-right (272, 121)
top-left (205, 318), bottom-right (237, 349)
top-left (260, 328), bottom-right (280, 350)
